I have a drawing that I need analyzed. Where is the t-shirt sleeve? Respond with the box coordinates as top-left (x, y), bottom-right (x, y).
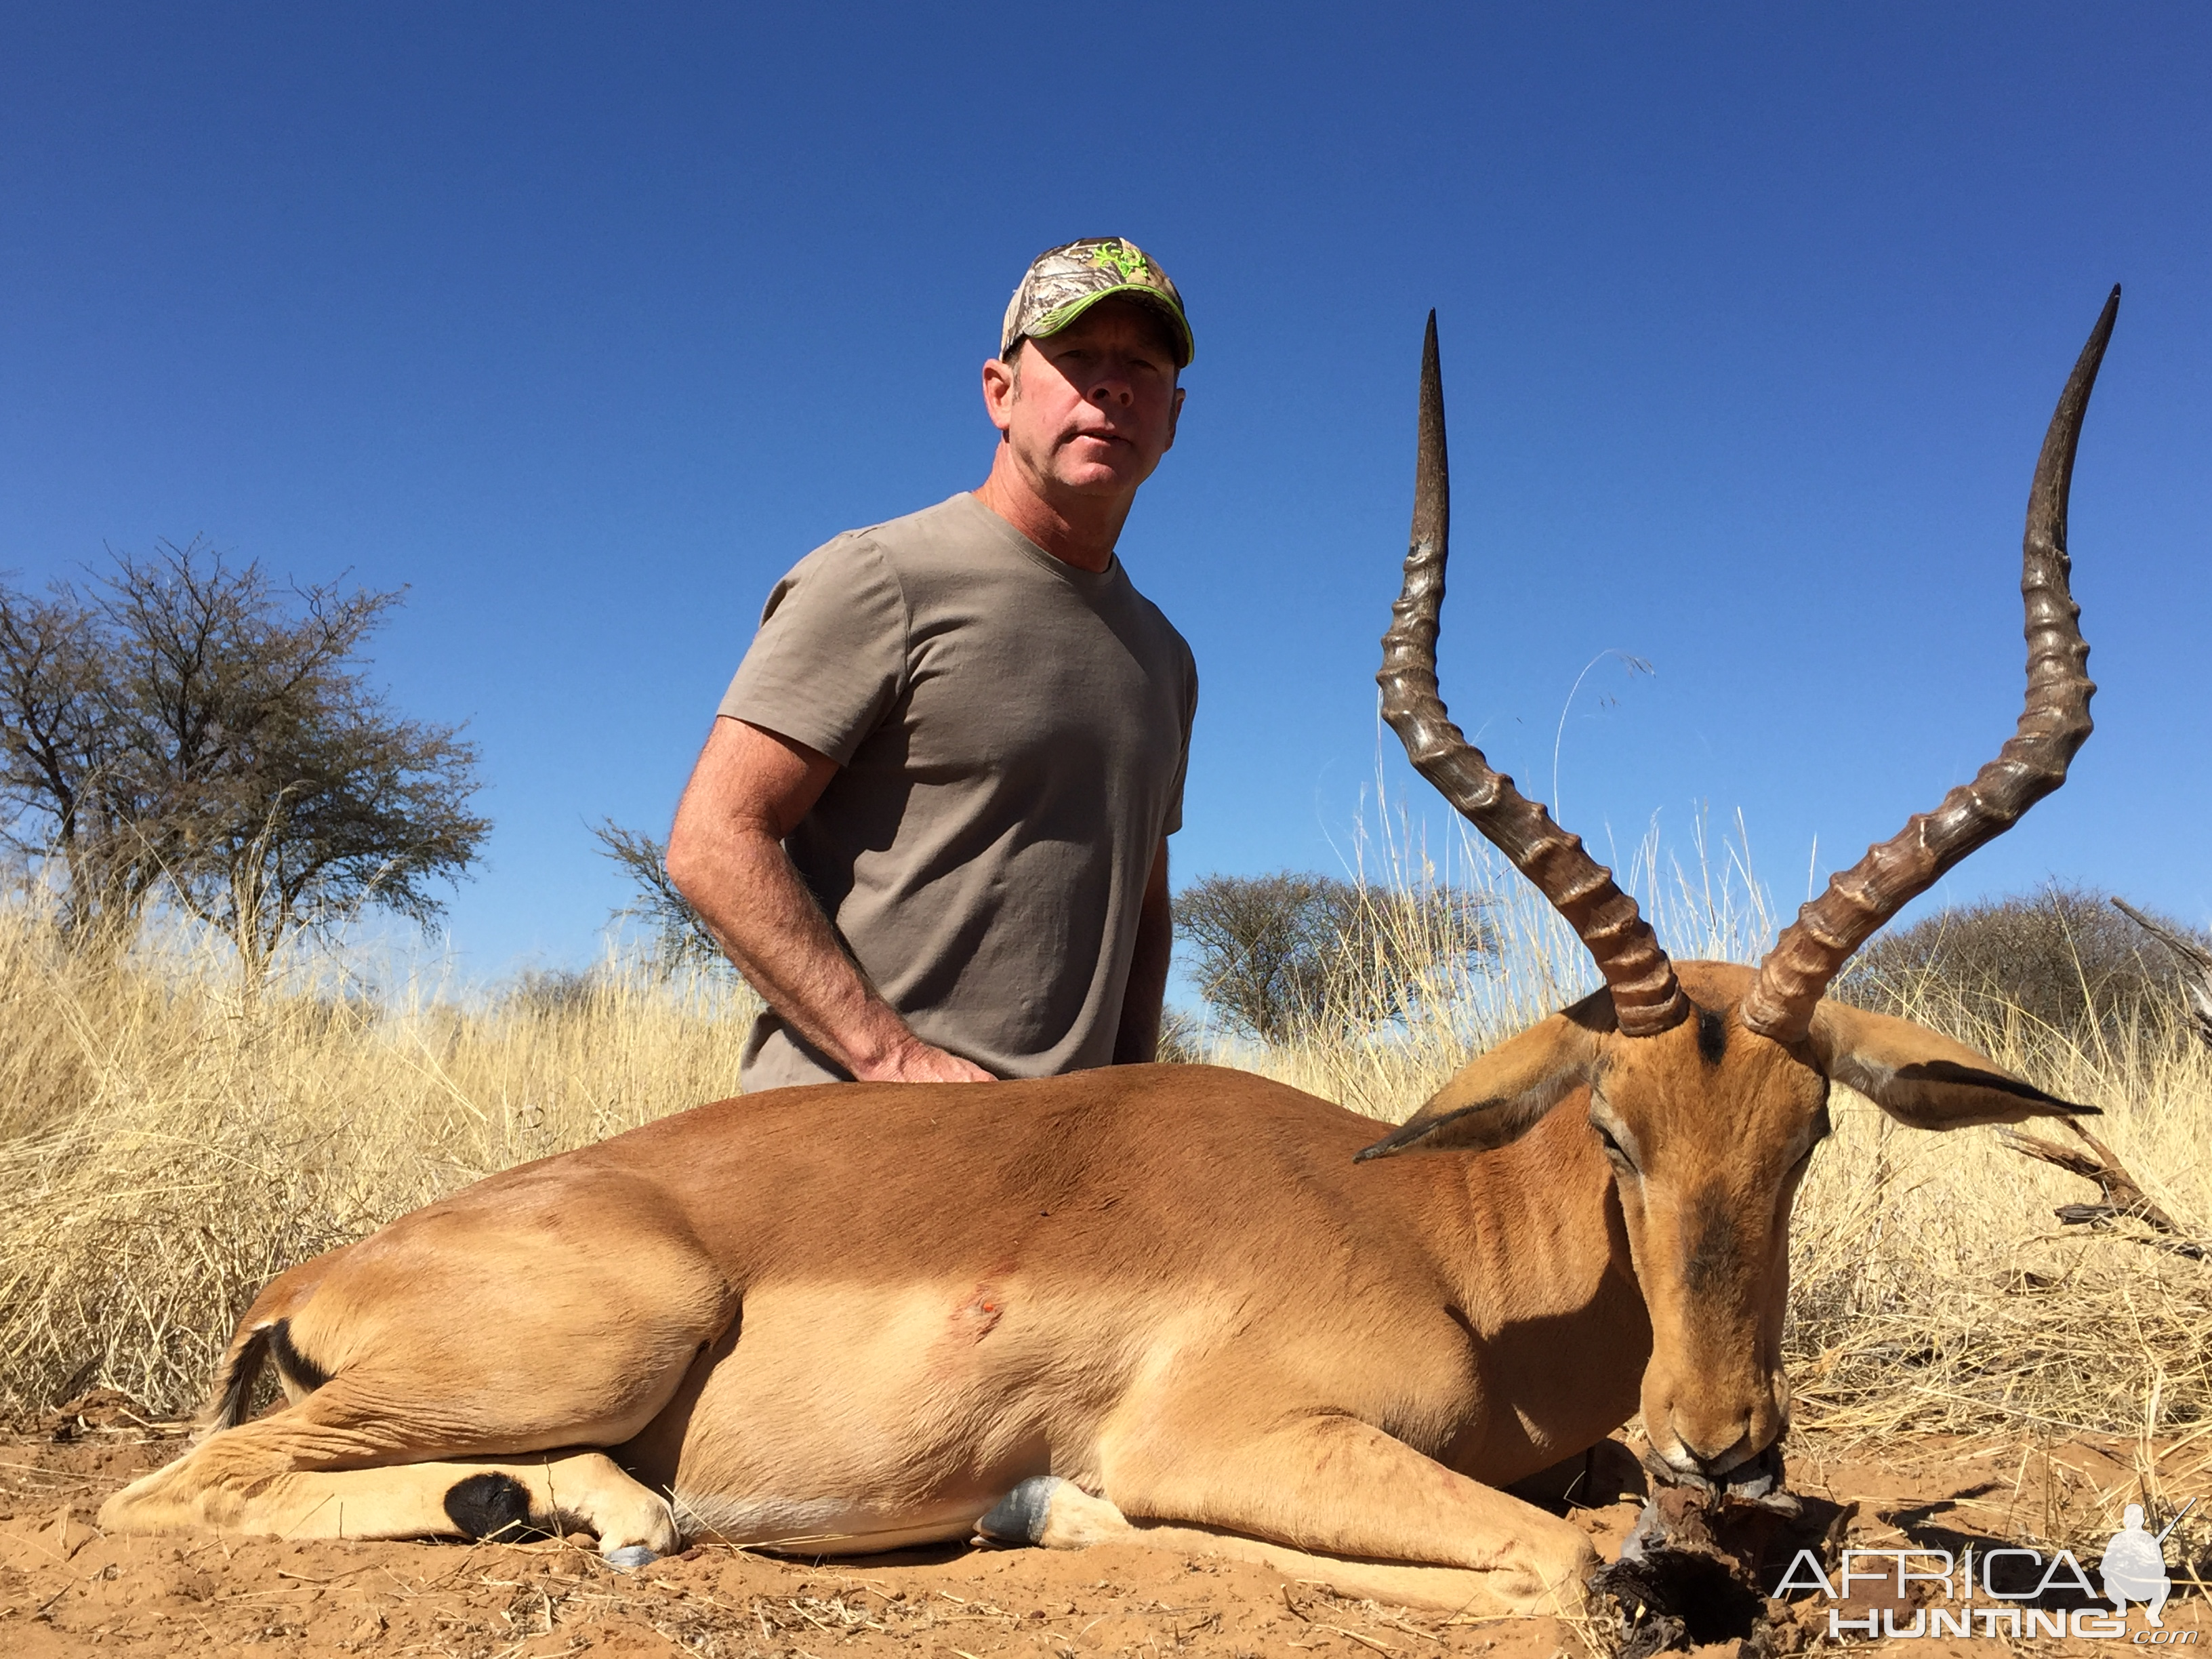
top-left (718, 536), bottom-right (908, 765)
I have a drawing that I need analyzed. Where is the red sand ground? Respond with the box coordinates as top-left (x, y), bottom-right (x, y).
top-left (2, 1396), bottom-right (2204, 1658)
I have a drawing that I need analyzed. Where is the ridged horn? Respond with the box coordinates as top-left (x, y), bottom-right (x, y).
top-left (1378, 312), bottom-right (1688, 1038)
top-left (1740, 287), bottom-right (2117, 1044)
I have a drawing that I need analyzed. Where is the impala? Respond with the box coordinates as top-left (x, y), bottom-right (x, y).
top-left (100, 290), bottom-right (2120, 1616)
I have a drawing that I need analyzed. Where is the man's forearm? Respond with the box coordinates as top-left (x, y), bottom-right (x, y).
top-left (1113, 936), bottom-right (1168, 1063)
top-left (1113, 842), bottom-right (1172, 1064)
top-left (667, 718), bottom-right (994, 1086)
top-left (682, 825), bottom-right (924, 1078)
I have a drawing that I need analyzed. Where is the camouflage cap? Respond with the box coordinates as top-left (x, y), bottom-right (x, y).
top-left (1000, 237), bottom-right (1193, 368)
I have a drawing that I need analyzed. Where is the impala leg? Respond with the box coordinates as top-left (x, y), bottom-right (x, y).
top-left (104, 1442), bottom-right (678, 1557)
top-left (99, 1395), bottom-right (682, 1559)
top-left (1082, 1413), bottom-right (1595, 1616)
top-left (100, 1168), bottom-right (732, 1561)
top-left (977, 1476), bottom-right (1549, 1614)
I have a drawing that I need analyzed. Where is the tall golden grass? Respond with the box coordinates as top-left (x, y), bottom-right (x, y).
top-left (1, 821), bottom-right (2205, 1454)
top-left (0, 912), bottom-right (759, 1415)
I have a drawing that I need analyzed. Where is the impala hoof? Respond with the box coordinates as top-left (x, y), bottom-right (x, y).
top-left (603, 1545), bottom-right (659, 1572)
top-left (975, 1476), bottom-right (1063, 1545)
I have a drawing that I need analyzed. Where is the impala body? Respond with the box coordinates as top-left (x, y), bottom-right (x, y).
top-left (100, 291), bottom-right (2121, 1616)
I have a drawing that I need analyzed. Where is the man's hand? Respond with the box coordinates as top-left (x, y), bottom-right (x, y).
top-left (667, 716), bottom-right (996, 1084)
top-left (861, 1035), bottom-right (997, 1085)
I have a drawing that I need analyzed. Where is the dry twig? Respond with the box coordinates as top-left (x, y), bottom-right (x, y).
top-left (2112, 897), bottom-right (2212, 1048)
top-left (1999, 1118), bottom-right (2206, 1261)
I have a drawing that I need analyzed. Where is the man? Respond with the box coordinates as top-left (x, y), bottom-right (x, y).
top-left (666, 238), bottom-right (1198, 1088)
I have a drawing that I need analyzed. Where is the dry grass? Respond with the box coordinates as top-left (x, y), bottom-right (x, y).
top-left (1784, 992), bottom-right (2212, 1443)
top-left (0, 909), bottom-right (758, 1416)
top-left (2, 817), bottom-right (2207, 1454)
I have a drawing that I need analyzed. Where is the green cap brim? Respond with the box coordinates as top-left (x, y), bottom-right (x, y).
top-left (1025, 286), bottom-right (1194, 367)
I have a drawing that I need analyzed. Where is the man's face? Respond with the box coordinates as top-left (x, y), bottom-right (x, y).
top-left (985, 298), bottom-right (1185, 501)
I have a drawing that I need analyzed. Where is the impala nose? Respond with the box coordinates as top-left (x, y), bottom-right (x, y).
top-left (1671, 1427), bottom-right (1753, 1480)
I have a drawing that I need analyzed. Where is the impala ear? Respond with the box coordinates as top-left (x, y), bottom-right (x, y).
top-left (1807, 1002), bottom-right (2098, 1130)
top-left (1356, 992), bottom-right (1612, 1161)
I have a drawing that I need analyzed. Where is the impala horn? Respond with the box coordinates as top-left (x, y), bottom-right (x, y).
top-left (1739, 287), bottom-right (2118, 1044)
top-left (1378, 312), bottom-right (1689, 1038)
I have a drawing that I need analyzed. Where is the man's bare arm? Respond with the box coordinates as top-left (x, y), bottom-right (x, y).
top-left (665, 716), bottom-right (994, 1084)
top-left (1113, 838), bottom-right (1172, 1065)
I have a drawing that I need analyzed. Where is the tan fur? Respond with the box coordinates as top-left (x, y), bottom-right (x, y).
top-left (98, 966), bottom-right (2081, 1615)
top-left (1384, 961), bottom-right (2087, 1482)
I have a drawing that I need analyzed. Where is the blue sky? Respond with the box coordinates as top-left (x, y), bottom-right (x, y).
top-left (4, 4), bottom-right (2207, 982)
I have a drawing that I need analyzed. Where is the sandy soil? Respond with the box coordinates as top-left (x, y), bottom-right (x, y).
top-left (1, 1395), bottom-right (2204, 1658)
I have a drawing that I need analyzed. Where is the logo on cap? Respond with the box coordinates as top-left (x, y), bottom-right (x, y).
top-left (1088, 240), bottom-right (1151, 283)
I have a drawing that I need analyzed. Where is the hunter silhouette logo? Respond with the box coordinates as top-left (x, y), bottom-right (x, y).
top-left (2104, 1500), bottom-right (2192, 1627)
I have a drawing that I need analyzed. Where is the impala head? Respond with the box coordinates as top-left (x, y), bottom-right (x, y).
top-left (1358, 293), bottom-right (2120, 1486)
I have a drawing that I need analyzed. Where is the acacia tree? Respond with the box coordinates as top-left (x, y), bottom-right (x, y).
top-left (0, 539), bottom-right (489, 982)
top-left (592, 818), bottom-right (727, 975)
top-left (1837, 883), bottom-right (2211, 1052)
top-left (1172, 871), bottom-right (1491, 1044)
top-left (0, 583), bottom-right (146, 945)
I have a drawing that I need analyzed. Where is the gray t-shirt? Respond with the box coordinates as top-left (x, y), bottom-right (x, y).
top-left (719, 492), bottom-right (1197, 1090)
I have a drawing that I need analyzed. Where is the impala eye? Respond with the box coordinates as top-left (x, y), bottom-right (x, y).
top-left (1790, 1106), bottom-right (1834, 1172)
top-left (1593, 1122), bottom-right (1635, 1170)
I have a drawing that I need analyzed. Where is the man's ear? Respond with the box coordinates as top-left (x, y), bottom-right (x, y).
top-left (1356, 991), bottom-right (1612, 1161)
top-left (1808, 1002), bottom-right (2098, 1130)
top-left (981, 352), bottom-right (1020, 435)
